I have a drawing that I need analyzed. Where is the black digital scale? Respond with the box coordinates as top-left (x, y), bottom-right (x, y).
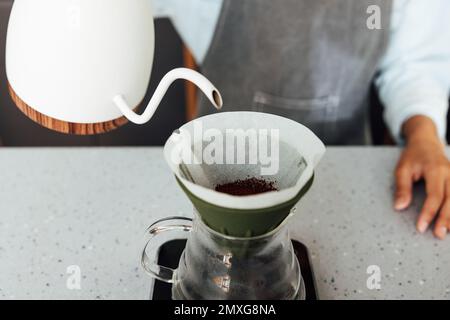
top-left (151, 240), bottom-right (318, 300)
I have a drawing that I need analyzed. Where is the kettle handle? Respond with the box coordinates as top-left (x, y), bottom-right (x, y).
top-left (141, 216), bottom-right (193, 284)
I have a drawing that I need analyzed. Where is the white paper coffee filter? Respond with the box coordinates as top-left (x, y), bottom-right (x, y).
top-left (164, 112), bottom-right (325, 210)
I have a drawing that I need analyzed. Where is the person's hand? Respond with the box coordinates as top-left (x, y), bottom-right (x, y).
top-left (394, 115), bottom-right (450, 240)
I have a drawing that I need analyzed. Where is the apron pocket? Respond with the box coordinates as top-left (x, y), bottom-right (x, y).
top-left (252, 91), bottom-right (340, 139)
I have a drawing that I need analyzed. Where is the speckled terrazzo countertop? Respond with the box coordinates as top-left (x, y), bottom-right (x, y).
top-left (0, 147), bottom-right (448, 300)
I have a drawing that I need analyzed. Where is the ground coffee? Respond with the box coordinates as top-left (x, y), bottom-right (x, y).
top-left (215, 177), bottom-right (278, 196)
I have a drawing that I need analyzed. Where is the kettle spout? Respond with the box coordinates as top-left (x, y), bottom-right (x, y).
top-left (113, 68), bottom-right (223, 125)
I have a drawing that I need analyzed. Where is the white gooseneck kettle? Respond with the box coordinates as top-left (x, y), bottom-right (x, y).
top-left (5, 0), bottom-right (222, 134)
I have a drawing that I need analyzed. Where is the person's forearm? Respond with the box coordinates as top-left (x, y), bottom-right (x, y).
top-left (402, 115), bottom-right (444, 147)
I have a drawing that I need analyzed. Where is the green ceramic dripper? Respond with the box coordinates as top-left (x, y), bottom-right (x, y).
top-left (164, 112), bottom-right (325, 238)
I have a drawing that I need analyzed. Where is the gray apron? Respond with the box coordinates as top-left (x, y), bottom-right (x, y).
top-left (198, 0), bottom-right (392, 145)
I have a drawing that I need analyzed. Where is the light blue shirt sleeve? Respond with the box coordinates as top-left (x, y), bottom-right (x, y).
top-left (376, 0), bottom-right (450, 143)
top-left (152, 0), bottom-right (223, 64)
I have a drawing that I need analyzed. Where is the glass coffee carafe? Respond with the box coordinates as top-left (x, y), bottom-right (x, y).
top-left (141, 214), bottom-right (305, 300)
top-left (142, 111), bottom-right (326, 300)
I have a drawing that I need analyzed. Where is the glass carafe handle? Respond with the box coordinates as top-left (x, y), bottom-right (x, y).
top-left (141, 216), bottom-right (193, 284)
